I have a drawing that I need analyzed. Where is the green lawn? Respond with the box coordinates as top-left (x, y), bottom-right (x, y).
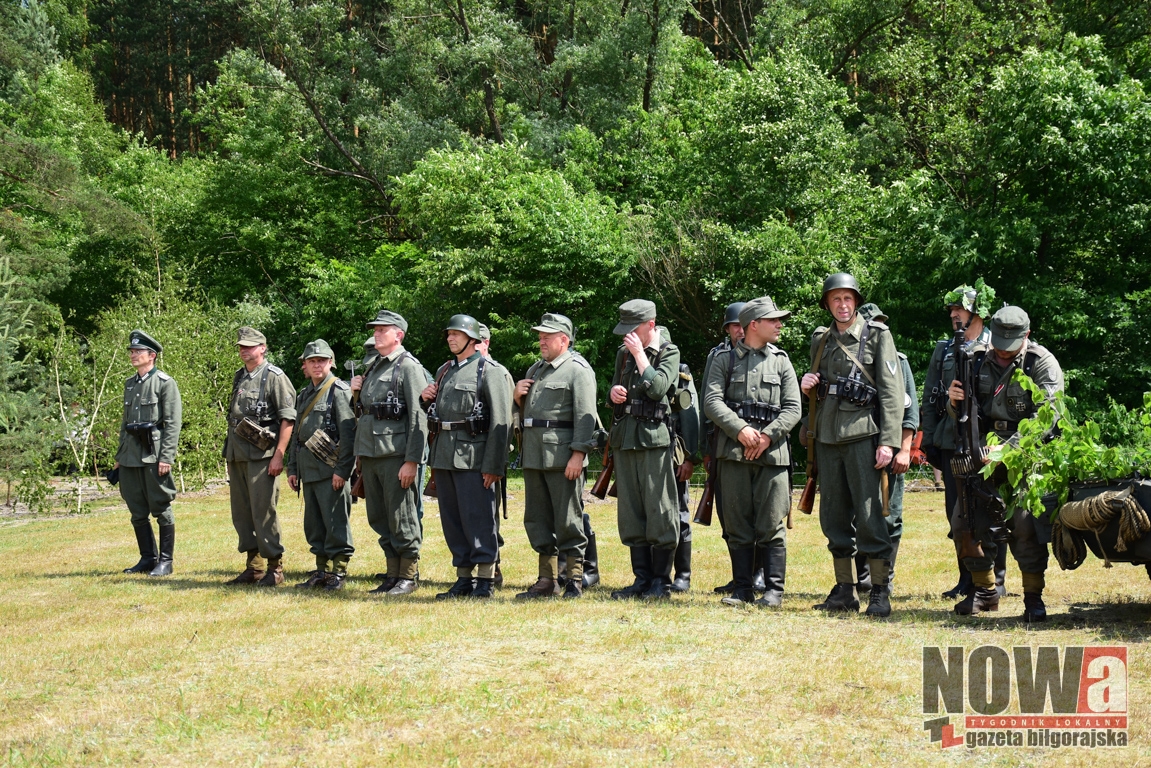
top-left (1, 484), bottom-right (1148, 766)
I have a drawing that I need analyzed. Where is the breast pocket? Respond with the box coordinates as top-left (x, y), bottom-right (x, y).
top-left (533, 381), bottom-right (570, 416)
top-left (751, 372), bottom-right (780, 404)
top-left (448, 380), bottom-right (478, 417)
top-left (728, 372), bottom-right (747, 399)
top-left (138, 398), bottom-right (160, 422)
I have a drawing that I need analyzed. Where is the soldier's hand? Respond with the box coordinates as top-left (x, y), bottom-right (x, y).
top-left (157, 462), bottom-right (171, 476)
top-left (609, 384), bottom-right (628, 404)
top-left (875, 445), bottom-right (894, 469)
top-left (514, 378), bottom-right (534, 406)
top-left (113, 461), bottom-right (120, 470)
top-left (268, 451), bottom-right (284, 477)
top-left (737, 426), bottom-right (761, 451)
top-left (482, 472), bottom-right (502, 490)
top-left (623, 331), bottom-right (644, 357)
top-left (349, 375), bottom-right (364, 392)
top-left (564, 451), bottom-right (585, 481)
top-left (676, 460), bottom-right (694, 482)
top-left (893, 448), bottom-right (911, 474)
top-left (398, 461), bottom-right (418, 489)
top-left (288, 475), bottom-right (299, 492)
top-left (948, 379), bottom-right (964, 405)
top-left (801, 372), bottom-right (820, 395)
top-left (332, 474), bottom-right (346, 492)
top-left (421, 383), bottom-right (438, 402)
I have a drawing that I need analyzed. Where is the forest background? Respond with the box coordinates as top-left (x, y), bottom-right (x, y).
top-left (1, 0), bottom-right (1149, 509)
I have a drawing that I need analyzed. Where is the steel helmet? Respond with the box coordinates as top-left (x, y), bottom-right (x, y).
top-left (444, 314), bottom-right (482, 341)
top-left (820, 272), bottom-right (863, 310)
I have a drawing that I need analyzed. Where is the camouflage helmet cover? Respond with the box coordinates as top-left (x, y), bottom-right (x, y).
top-left (943, 277), bottom-right (997, 318)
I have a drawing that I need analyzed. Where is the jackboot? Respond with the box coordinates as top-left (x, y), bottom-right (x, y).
top-left (670, 539), bottom-right (691, 593)
top-left (227, 550), bottom-right (265, 585)
top-left (752, 547), bottom-right (767, 594)
top-left (854, 552), bottom-right (872, 594)
top-left (954, 588), bottom-right (1000, 615)
top-left (720, 548), bottom-right (756, 607)
top-left (754, 545), bottom-right (786, 608)
top-left (942, 557), bottom-right (973, 599)
top-left (256, 556), bottom-right (283, 587)
top-left (642, 547), bottom-right (674, 600)
top-left (864, 559), bottom-right (891, 618)
top-left (611, 546), bottom-right (653, 600)
top-left (148, 524), bottom-right (174, 577)
top-left (124, 522), bottom-right (157, 573)
top-left (813, 558), bottom-right (859, 612)
top-left (494, 562), bottom-right (503, 590)
top-left (995, 545), bottom-right (1008, 597)
top-left (436, 576), bottom-right (475, 600)
top-left (582, 517), bottom-right (600, 589)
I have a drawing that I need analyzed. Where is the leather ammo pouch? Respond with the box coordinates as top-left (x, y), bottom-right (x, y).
top-left (235, 417), bottom-right (277, 451)
top-left (725, 400), bottom-right (781, 426)
top-left (624, 398), bottom-right (668, 423)
top-left (304, 429), bottom-right (339, 467)
top-left (370, 394), bottom-right (407, 420)
top-left (971, 481), bottom-right (1007, 524)
top-left (833, 376), bottom-right (877, 407)
top-left (126, 422), bottom-right (156, 453)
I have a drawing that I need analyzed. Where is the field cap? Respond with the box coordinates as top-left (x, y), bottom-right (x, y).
top-left (614, 299), bottom-right (657, 335)
top-left (990, 306), bottom-right (1030, 353)
top-left (300, 339), bottom-right (335, 360)
top-left (739, 296), bottom-right (790, 326)
top-left (366, 310), bottom-right (408, 333)
top-left (236, 327), bottom-right (266, 347)
top-left (532, 313), bottom-right (574, 338)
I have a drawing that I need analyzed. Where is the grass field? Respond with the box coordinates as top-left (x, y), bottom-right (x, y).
top-left (1, 482), bottom-right (1148, 766)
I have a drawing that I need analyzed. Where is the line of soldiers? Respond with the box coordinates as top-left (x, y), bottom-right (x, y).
top-left (111, 273), bottom-right (1062, 619)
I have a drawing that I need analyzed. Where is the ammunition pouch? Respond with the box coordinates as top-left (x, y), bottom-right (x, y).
top-left (724, 399), bottom-right (780, 426)
top-left (623, 397), bottom-right (669, 424)
top-left (929, 384), bottom-right (947, 418)
top-left (304, 429), bottom-right (340, 468)
top-left (126, 421), bottom-right (156, 441)
top-left (370, 395), bottom-right (407, 421)
top-left (970, 480), bottom-right (1007, 525)
top-left (234, 417), bottom-right (277, 451)
top-left (833, 376), bottom-right (877, 408)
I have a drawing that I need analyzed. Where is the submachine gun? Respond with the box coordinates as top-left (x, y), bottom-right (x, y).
top-left (950, 326), bottom-right (1006, 557)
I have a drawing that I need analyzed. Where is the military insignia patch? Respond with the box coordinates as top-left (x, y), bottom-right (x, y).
top-left (886, 361), bottom-right (897, 374)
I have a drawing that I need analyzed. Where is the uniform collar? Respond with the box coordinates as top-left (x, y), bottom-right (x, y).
top-left (454, 351), bottom-right (482, 368)
top-left (243, 361), bottom-right (267, 380)
top-left (546, 350), bottom-right (572, 369)
top-left (382, 345), bottom-right (406, 363)
top-left (735, 340), bottom-right (767, 358)
top-left (833, 314), bottom-right (864, 340)
top-left (306, 372), bottom-right (336, 393)
top-left (136, 369), bottom-right (153, 383)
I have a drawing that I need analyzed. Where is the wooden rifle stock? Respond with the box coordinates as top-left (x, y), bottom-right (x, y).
top-left (590, 446), bottom-right (613, 500)
top-left (423, 468), bottom-right (438, 498)
top-left (798, 467), bottom-right (818, 514)
top-left (693, 446), bottom-right (717, 525)
top-left (350, 458), bottom-right (365, 500)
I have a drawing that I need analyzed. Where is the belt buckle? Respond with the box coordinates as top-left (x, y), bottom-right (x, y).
top-left (827, 384), bottom-right (839, 396)
top-left (523, 418), bottom-right (535, 428)
top-left (995, 420), bottom-right (1009, 431)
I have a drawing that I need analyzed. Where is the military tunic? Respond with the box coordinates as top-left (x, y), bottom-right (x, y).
top-left (808, 314), bottom-right (904, 561)
top-left (885, 352), bottom-right (920, 541)
top-left (949, 341), bottom-right (1064, 575)
top-left (354, 347), bottom-right (430, 566)
top-left (704, 341), bottom-right (801, 548)
top-left (700, 338), bottom-right (733, 536)
top-left (518, 350), bottom-right (597, 561)
top-left (610, 339), bottom-right (681, 550)
top-left (287, 373), bottom-right (356, 569)
top-left (225, 361), bottom-right (297, 558)
top-left (428, 351), bottom-right (513, 575)
top-left (116, 368), bottom-right (182, 526)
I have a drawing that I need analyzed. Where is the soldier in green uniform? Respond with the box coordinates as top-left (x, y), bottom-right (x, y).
top-left (115, 330), bottom-right (182, 577)
top-left (800, 273), bottom-right (904, 618)
top-left (223, 327), bottom-right (297, 586)
top-left (703, 303), bottom-right (765, 595)
top-left (920, 280), bottom-right (1007, 600)
top-left (421, 314), bottom-right (513, 599)
top-left (287, 340), bottom-right (357, 590)
top-left (703, 298), bottom-right (801, 607)
top-left (947, 306), bottom-right (1063, 622)
top-left (657, 325), bottom-right (701, 593)
top-left (607, 299), bottom-right (682, 600)
top-left (854, 303), bottom-right (920, 595)
top-left (350, 310), bottom-right (430, 596)
top-left (477, 322), bottom-right (514, 589)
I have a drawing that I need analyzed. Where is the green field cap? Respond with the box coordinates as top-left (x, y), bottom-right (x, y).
top-left (300, 339), bottom-right (335, 360)
top-left (236, 327), bottom-right (266, 347)
top-left (990, 306), bottom-right (1030, 353)
top-left (739, 296), bottom-right (790, 326)
top-left (614, 299), bottom-right (657, 335)
top-left (365, 310), bottom-right (408, 332)
top-left (532, 313), bottom-right (574, 338)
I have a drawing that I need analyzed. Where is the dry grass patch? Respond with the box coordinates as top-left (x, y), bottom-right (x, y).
top-left (1, 484), bottom-right (1149, 765)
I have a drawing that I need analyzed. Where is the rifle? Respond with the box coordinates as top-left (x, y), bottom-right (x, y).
top-left (350, 457), bottom-right (364, 500)
top-left (798, 331), bottom-right (830, 514)
top-left (590, 444), bottom-right (613, 500)
top-left (693, 430), bottom-right (717, 525)
top-left (950, 325), bottom-right (986, 559)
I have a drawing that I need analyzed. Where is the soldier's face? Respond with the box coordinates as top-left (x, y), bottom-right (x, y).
top-left (304, 356), bottom-right (334, 383)
top-left (374, 325), bottom-right (403, 355)
top-left (538, 331), bottom-right (569, 362)
top-left (759, 318), bottom-right (784, 343)
top-left (726, 322), bottom-right (744, 343)
top-left (446, 330), bottom-right (472, 355)
top-left (128, 348), bottom-right (156, 370)
top-left (827, 290), bottom-right (857, 324)
top-left (238, 343), bottom-right (266, 366)
top-left (950, 306), bottom-right (974, 330)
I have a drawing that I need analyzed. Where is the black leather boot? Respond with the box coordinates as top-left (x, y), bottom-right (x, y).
top-left (611, 546), bottom-right (653, 599)
top-left (643, 547), bottom-right (674, 599)
top-left (755, 545), bottom-right (786, 608)
top-left (471, 577), bottom-right (496, 598)
top-left (436, 576), bottom-right (475, 600)
top-left (942, 557), bottom-right (973, 599)
top-left (855, 552), bottom-right (872, 594)
top-left (995, 545), bottom-right (1008, 597)
top-left (582, 517), bottom-right (600, 589)
top-left (752, 546), bottom-right (766, 594)
top-left (124, 522), bottom-right (157, 573)
top-left (955, 587), bottom-right (1000, 616)
top-left (721, 548), bottom-right (756, 606)
top-left (148, 524), bottom-right (174, 577)
top-left (1022, 593), bottom-right (1047, 622)
top-left (671, 538), bottom-right (691, 593)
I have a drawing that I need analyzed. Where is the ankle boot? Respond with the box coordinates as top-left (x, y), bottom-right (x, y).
top-left (813, 558), bottom-right (859, 612)
top-left (671, 539), bottom-right (691, 593)
top-left (854, 552), bottom-right (872, 594)
top-left (227, 550), bottom-right (266, 585)
top-left (148, 524), bottom-right (174, 577)
top-left (720, 548), bottom-right (756, 606)
top-left (943, 557), bottom-right (973, 599)
top-left (581, 515), bottom-right (600, 588)
top-left (257, 556), bottom-right (284, 586)
top-left (124, 522), bottom-right (157, 573)
top-left (611, 546), bottom-right (653, 599)
top-left (864, 559), bottom-right (891, 617)
top-left (755, 545), bottom-right (786, 608)
top-left (955, 587), bottom-right (1000, 615)
top-left (643, 547), bottom-right (674, 599)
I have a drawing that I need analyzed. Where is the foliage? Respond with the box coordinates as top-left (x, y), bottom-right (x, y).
top-left (984, 372), bottom-right (1151, 521)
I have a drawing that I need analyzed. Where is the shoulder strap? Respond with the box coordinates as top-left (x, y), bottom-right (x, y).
top-left (725, 345), bottom-right (738, 398)
top-left (388, 351), bottom-right (416, 401)
top-left (1023, 349), bottom-right (1040, 377)
top-left (809, 330), bottom-right (830, 375)
top-left (298, 377), bottom-right (337, 425)
top-left (831, 324), bottom-right (876, 387)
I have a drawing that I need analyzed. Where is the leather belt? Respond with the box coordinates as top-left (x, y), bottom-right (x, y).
top-left (523, 418), bottom-right (574, 428)
top-left (438, 420), bottom-right (470, 431)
